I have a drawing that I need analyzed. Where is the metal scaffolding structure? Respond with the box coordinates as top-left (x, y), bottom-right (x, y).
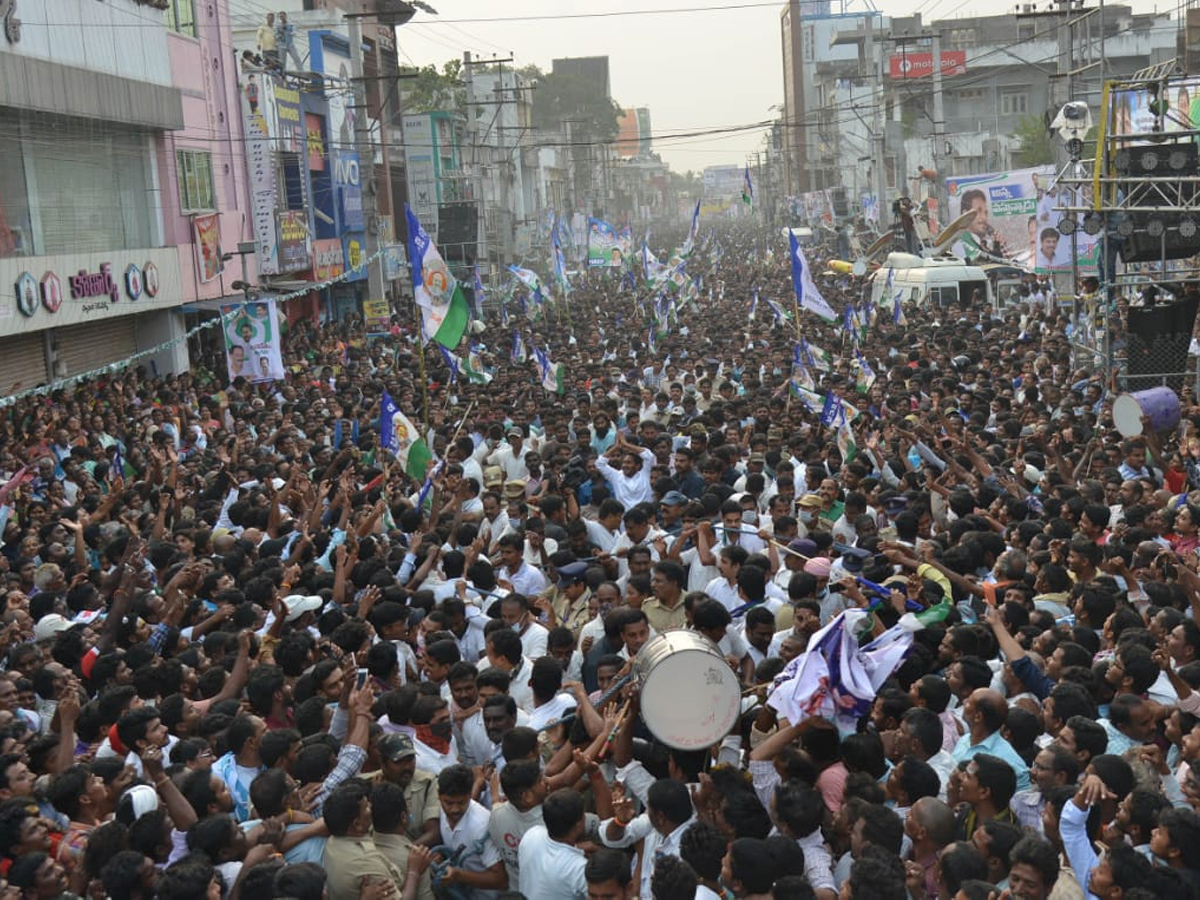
top-left (1054, 68), bottom-right (1200, 388)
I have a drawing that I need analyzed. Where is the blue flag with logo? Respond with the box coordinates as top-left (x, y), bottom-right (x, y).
top-left (472, 267), bottom-right (486, 317)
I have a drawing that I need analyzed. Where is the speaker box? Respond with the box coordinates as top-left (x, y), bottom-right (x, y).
top-left (1113, 139), bottom-right (1199, 177)
top-left (1112, 139), bottom-right (1198, 213)
top-left (438, 202), bottom-right (479, 246)
top-left (1119, 214), bottom-right (1200, 263)
top-left (830, 187), bottom-right (849, 219)
top-left (1126, 295), bottom-right (1200, 390)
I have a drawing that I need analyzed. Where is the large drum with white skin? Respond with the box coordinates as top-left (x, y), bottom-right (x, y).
top-left (634, 630), bottom-right (742, 751)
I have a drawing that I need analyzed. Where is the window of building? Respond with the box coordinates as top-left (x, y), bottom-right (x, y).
top-left (279, 152), bottom-right (306, 211)
top-left (176, 150), bottom-right (215, 212)
top-left (20, 117), bottom-right (157, 255)
top-left (949, 28), bottom-right (976, 49)
top-left (958, 89), bottom-right (984, 102)
top-left (1001, 91), bottom-right (1028, 115)
top-left (0, 123), bottom-right (31, 258)
top-left (165, 0), bottom-right (196, 37)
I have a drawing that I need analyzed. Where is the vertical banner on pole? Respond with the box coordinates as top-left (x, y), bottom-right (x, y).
top-left (222, 300), bottom-right (285, 384)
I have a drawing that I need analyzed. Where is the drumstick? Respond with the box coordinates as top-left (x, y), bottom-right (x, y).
top-left (446, 401), bottom-right (476, 448)
top-left (593, 672), bottom-right (635, 708)
top-left (769, 537), bottom-right (813, 561)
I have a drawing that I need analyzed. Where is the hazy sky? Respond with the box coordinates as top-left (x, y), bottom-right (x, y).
top-left (395, 0), bottom-right (1171, 174)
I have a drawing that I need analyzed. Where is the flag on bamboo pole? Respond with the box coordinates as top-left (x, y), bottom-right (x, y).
top-left (379, 389), bottom-right (432, 480)
top-left (790, 231), bottom-right (837, 322)
top-left (405, 205), bottom-right (470, 349)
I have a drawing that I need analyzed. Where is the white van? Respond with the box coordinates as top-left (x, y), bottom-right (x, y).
top-left (868, 252), bottom-right (992, 310)
top-left (782, 226), bottom-right (815, 245)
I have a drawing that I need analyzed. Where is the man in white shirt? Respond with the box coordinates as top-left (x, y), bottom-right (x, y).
top-left (487, 428), bottom-right (536, 482)
top-left (410, 696), bottom-right (458, 775)
top-left (518, 790), bottom-right (589, 900)
top-left (611, 508), bottom-right (664, 579)
top-left (703, 545), bottom-right (749, 613)
top-left (584, 499), bottom-right (625, 556)
top-left (483, 629), bottom-right (536, 713)
top-left (499, 593), bottom-right (549, 661)
top-left (522, 520), bottom-right (558, 569)
top-left (896, 707), bottom-right (955, 802)
top-left (600, 778), bottom-right (696, 900)
top-left (444, 597), bottom-right (487, 664)
top-left (714, 501), bottom-right (765, 555)
top-left (448, 661), bottom-right (492, 767)
top-left (496, 534), bottom-right (548, 597)
top-left (479, 492), bottom-right (511, 552)
top-left (595, 433), bottom-right (655, 508)
top-left (436, 764), bottom-right (507, 896)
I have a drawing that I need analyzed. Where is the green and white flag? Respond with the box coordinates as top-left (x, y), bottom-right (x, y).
top-left (464, 349), bottom-right (492, 384)
top-left (836, 417), bottom-right (857, 463)
top-left (406, 205), bottom-right (470, 349)
top-left (380, 390), bottom-right (433, 480)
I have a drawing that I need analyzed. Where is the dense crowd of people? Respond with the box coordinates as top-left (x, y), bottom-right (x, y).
top-left (0, 221), bottom-right (1198, 900)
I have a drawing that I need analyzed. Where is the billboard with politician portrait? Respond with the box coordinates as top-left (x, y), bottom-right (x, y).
top-left (586, 217), bottom-right (623, 268)
top-left (1108, 75), bottom-right (1200, 142)
top-left (222, 300), bottom-right (284, 384)
top-left (944, 166), bottom-right (1098, 274)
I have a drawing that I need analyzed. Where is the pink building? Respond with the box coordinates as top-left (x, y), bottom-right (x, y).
top-left (158, 0), bottom-right (257, 369)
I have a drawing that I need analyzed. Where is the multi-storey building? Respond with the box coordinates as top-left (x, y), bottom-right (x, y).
top-left (0, 0), bottom-right (253, 392)
top-left (782, 2), bottom-right (1177, 220)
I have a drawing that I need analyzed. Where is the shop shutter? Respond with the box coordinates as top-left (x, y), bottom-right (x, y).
top-left (54, 317), bottom-right (137, 378)
top-left (0, 335), bottom-right (47, 399)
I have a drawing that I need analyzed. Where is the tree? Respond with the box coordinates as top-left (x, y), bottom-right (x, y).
top-left (526, 68), bottom-right (621, 144)
top-left (1012, 114), bottom-right (1055, 167)
top-left (670, 170), bottom-right (703, 198)
top-left (400, 58), bottom-right (465, 115)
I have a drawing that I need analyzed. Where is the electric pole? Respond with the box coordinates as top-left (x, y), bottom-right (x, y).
top-left (866, 18), bottom-right (888, 222)
top-left (884, 29), bottom-right (947, 229)
top-left (495, 60), bottom-right (512, 267)
top-left (929, 28), bottom-right (946, 230)
top-left (462, 51), bottom-right (484, 271)
top-left (347, 10), bottom-right (385, 305)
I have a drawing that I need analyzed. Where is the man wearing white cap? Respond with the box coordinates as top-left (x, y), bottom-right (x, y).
top-left (32, 614), bottom-right (73, 644)
top-left (282, 594), bottom-right (323, 634)
top-left (486, 428), bottom-right (535, 482)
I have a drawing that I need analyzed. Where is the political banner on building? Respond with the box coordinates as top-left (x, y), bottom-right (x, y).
top-left (274, 84), bottom-right (303, 153)
top-left (944, 166), bottom-right (1098, 273)
top-left (306, 113), bottom-right (326, 171)
top-left (363, 298), bottom-right (391, 329)
top-left (312, 238), bottom-right (344, 281)
top-left (278, 211), bottom-right (311, 273)
top-left (222, 300), bottom-right (284, 384)
top-left (802, 190), bottom-right (834, 227)
top-left (400, 117), bottom-right (437, 241)
top-left (322, 42), bottom-right (355, 151)
top-left (194, 214), bottom-right (223, 283)
top-left (242, 77), bottom-right (280, 276)
top-left (587, 218), bottom-right (623, 268)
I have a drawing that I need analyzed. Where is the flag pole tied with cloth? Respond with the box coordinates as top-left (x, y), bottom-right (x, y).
top-left (766, 604), bottom-right (948, 734)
